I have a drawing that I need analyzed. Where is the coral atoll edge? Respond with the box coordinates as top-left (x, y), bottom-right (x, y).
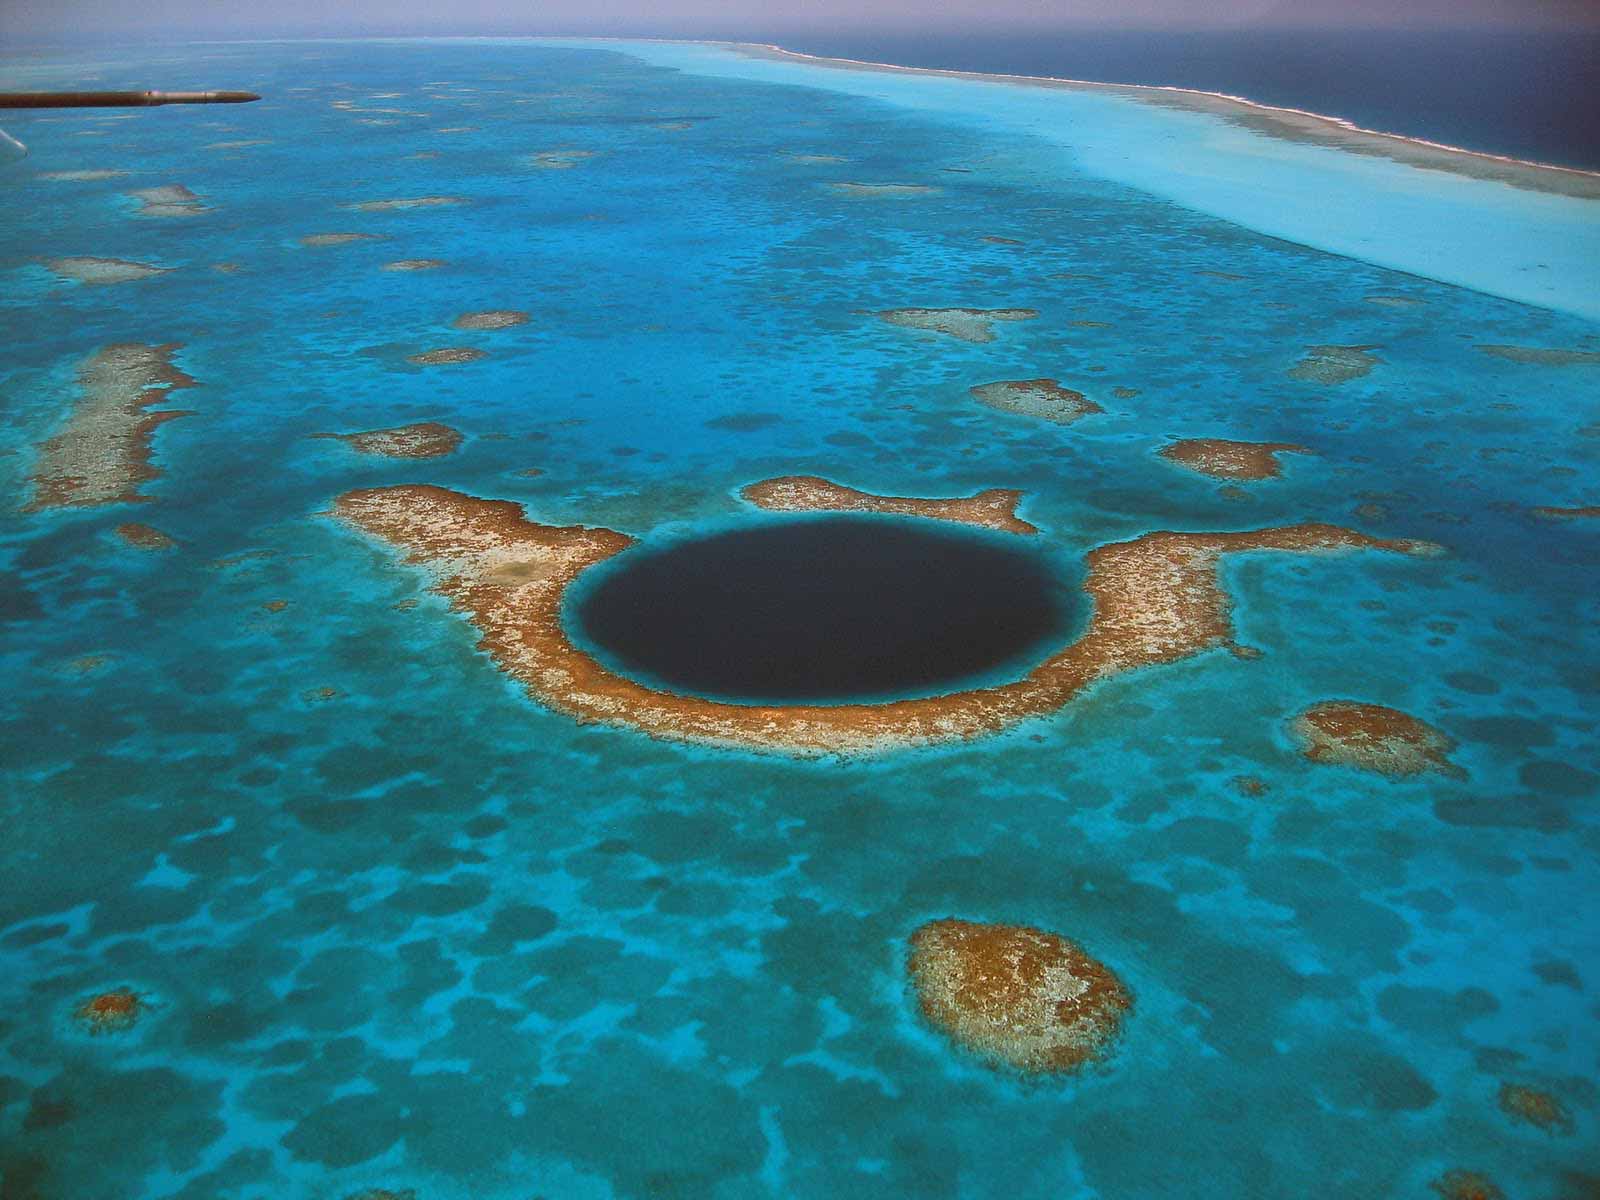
top-left (334, 478), bottom-right (1442, 756)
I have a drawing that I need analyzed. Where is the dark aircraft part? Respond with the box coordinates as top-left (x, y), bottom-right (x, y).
top-left (0, 90), bottom-right (260, 108)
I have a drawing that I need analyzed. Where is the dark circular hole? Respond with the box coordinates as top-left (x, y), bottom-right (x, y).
top-left (567, 515), bottom-right (1079, 704)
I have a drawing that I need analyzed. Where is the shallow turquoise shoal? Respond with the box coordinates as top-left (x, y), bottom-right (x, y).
top-left (0, 38), bottom-right (1596, 1200)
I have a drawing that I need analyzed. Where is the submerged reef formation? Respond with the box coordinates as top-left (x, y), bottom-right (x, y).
top-left (1477, 345), bottom-right (1600, 366)
top-left (37, 168), bottom-right (128, 181)
top-left (740, 475), bottom-right (1037, 534)
top-left (299, 232), bottom-right (382, 247)
top-left (907, 919), bottom-right (1131, 1074)
top-left (128, 184), bottom-right (209, 218)
top-left (1530, 505), bottom-right (1600, 521)
top-left (382, 258), bottom-right (448, 271)
top-left (829, 181), bottom-right (937, 197)
top-left (314, 421), bottom-right (462, 459)
top-left (1431, 1171), bottom-right (1504, 1200)
top-left (970, 378), bottom-right (1102, 425)
top-left (46, 256), bottom-right (170, 285)
top-left (875, 307), bottom-right (1038, 344)
top-left (452, 309), bottom-right (529, 330)
top-left (1498, 1083), bottom-right (1573, 1134)
top-left (528, 149), bottom-right (598, 169)
top-left (345, 195), bottom-right (463, 212)
top-left (26, 343), bottom-right (198, 511)
top-left (115, 522), bottom-right (177, 550)
top-left (1291, 701), bottom-right (1460, 778)
top-left (335, 483), bottom-right (1439, 755)
top-left (1158, 439), bottom-right (1312, 481)
top-left (73, 988), bottom-right (146, 1034)
top-left (407, 348), bottom-right (487, 366)
top-left (1288, 344), bottom-right (1382, 384)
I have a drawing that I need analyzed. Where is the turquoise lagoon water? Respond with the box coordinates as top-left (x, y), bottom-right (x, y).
top-left (0, 37), bottom-right (1597, 1199)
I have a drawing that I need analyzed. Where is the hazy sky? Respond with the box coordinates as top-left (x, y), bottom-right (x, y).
top-left (4, 0), bottom-right (1598, 41)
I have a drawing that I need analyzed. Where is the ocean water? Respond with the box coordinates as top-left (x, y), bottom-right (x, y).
top-left (0, 36), bottom-right (1597, 1200)
top-left (779, 31), bottom-right (1600, 172)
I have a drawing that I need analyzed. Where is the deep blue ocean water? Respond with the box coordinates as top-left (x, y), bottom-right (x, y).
top-left (781, 30), bottom-right (1600, 170)
top-left (0, 37), bottom-right (1596, 1200)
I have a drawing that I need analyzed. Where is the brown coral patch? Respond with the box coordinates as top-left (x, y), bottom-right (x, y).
top-left (26, 343), bottom-right (198, 512)
top-left (1291, 701), bottom-right (1460, 778)
top-left (1478, 345), bottom-right (1600, 366)
top-left (46, 256), bottom-right (170, 285)
top-left (115, 522), bottom-right (177, 550)
top-left (830, 181), bottom-right (937, 197)
top-left (528, 149), bottom-right (598, 169)
top-left (875, 307), bottom-right (1038, 344)
top-left (1530, 505), bottom-right (1600, 521)
top-left (451, 309), bottom-right (529, 331)
top-left (315, 421), bottom-right (463, 459)
top-left (740, 475), bottom-right (1037, 535)
top-left (908, 919), bottom-right (1131, 1073)
top-left (300, 233), bottom-right (382, 247)
top-left (37, 169), bottom-right (128, 181)
top-left (382, 258), bottom-right (448, 272)
top-left (73, 988), bottom-right (145, 1034)
top-left (1498, 1082), bottom-right (1573, 1134)
top-left (1431, 1170), bottom-right (1504, 1200)
top-left (970, 378), bottom-right (1102, 425)
top-left (407, 348), bottom-right (487, 366)
top-left (1158, 439), bottom-right (1313, 481)
top-left (128, 183), bottom-right (209, 218)
top-left (334, 483), bottom-right (1438, 755)
top-left (344, 195), bottom-right (464, 212)
top-left (1288, 344), bottom-right (1382, 384)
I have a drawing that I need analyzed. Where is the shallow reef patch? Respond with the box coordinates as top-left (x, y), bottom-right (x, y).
top-left (970, 378), bottom-right (1102, 425)
top-left (127, 183), bottom-right (209, 218)
top-left (26, 343), bottom-right (197, 511)
top-left (1158, 439), bottom-right (1312, 481)
top-left (381, 258), bottom-right (448, 271)
top-left (344, 195), bottom-right (464, 212)
top-left (451, 309), bottom-right (529, 330)
top-left (741, 475), bottom-right (1036, 534)
top-left (72, 987), bottom-right (147, 1035)
top-left (1477, 344), bottom-right (1600, 366)
top-left (313, 421), bottom-right (463, 459)
top-left (1291, 700), bottom-right (1460, 778)
top-left (1497, 1082), bottom-right (1573, 1134)
top-left (46, 256), bottom-right (171, 284)
top-left (874, 307), bottom-right (1038, 343)
top-left (1288, 344), bottom-right (1382, 384)
top-left (829, 181), bottom-right (938, 197)
top-left (407, 347), bottom-right (487, 366)
top-left (114, 522), bottom-right (177, 550)
top-left (907, 918), bottom-right (1131, 1073)
top-left (299, 233), bottom-right (383, 247)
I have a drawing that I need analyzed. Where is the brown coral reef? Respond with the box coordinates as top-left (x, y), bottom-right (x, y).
top-left (1158, 439), bottom-right (1312, 481)
top-left (970, 378), bottom-right (1102, 425)
top-left (1288, 344), bottom-right (1382, 384)
top-left (740, 475), bottom-right (1037, 535)
top-left (907, 919), bottom-right (1131, 1073)
top-left (334, 483), bottom-right (1438, 754)
top-left (73, 988), bottom-right (146, 1034)
top-left (452, 310), bottom-right (529, 330)
top-left (1498, 1082), bottom-right (1573, 1134)
top-left (315, 421), bottom-right (463, 459)
top-left (875, 307), bottom-right (1038, 344)
top-left (1290, 701), bottom-right (1460, 778)
top-left (27, 343), bottom-right (198, 512)
top-left (1431, 1170), bottom-right (1504, 1200)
